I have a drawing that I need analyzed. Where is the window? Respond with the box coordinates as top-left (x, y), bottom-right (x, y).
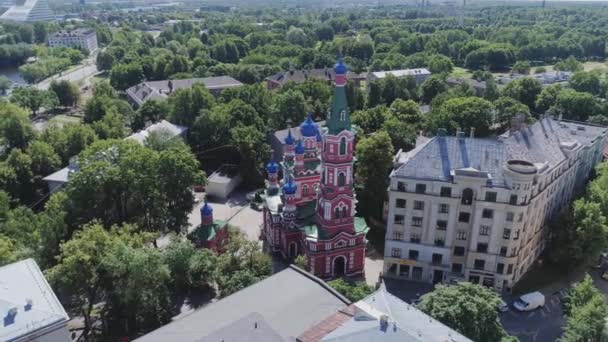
top-left (518, 213), bottom-right (524, 222)
top-left (506, 212), bottom-right (514, 222)
top-left (510, 248), bottom-right (517, 257)
top-left (469, 275), bottom-right (480, 284)
top-left (507, 264), bottom-right (514, 275)
top-left (436, 220), bottom-right (447, 231)
top-left (503, 228), bottom-right (511, 239)
top-left (413, 201), bottom-right (425, 210)
top-left (394, 215), bottom-right (404, 225)
top-left (496, 263), bottom-right (505, 274)
top-left (339, 137), bottom-right (346, 155)
top-left (432, 253), bottom-right (443, 265)
top-left (485, 192), bottom-right (497, 202)
top-left (410, 233), bottom-right (421, 243)
top-left (474, 259), bottom-right (485, 270)
top-left (500, 246), bottom-right (507, 256)
top-left (396, 199), bottom-right (406, 208)
top-left (461, 188), bottom-right (474, 205)
top-left (302, 185), bottom-right (309, 196)
top-left (342, 207), bottom-right (347, 218)
top-left (391, 248), bottom-right (401, 258)
top-left (439, 204), bottom-right (449, 214)
top-left (399, 265), bottom-right (409, 277)
top-left (513, 230), bottom-right (520, 240)
top-left (409, 250), bottom-right (419, 260)
top-left (412, 217), bottom-right (423, 227)
top-left (509, 194), bottom-right (518, 205)
top-left (454, 246), bottom-right (465, 256)
top-left (477, 243), bottom-right (488, 253)
top-left (440, 187), bottom-right (452, 197)
top-left (452, 263), bottom-right (463, 274)
top-left (458, 212), bottom-right (470, 223)
top-left (456, 230), bottom-right (467, 240)
top-left (397, 182), bottom-right (406, 192)
top-left (482, 209), bottom-right (494, 219)
top-left (415, 184), bottom-right (426, 194)
top-left (337, 172), bottom-right (346, 186)
top-left (393, 231), bottom-right (403, 240)
top-left (334, 208), bottom-right (340, 219)
top-left (479, 225), bottom-right (491, 236)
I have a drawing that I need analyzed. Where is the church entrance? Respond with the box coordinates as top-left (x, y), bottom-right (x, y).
top-left (333, 256), bottom-right (346, 276)
top-left (288, 242), bottom-right (297, 258)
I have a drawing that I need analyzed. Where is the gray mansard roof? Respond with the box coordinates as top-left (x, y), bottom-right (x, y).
top-left (393, 117), bottom-right (607, 187)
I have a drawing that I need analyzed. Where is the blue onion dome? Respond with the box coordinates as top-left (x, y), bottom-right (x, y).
top-left (283, 180), bottom-right (297, 195)
top-left (334, 57), bottom-right (348, 75)
top-left (284, 129), bottom-right (295, 145)
top-left (266, 160), bottom-right (279, 173)
top-left (316, 130), bottom-right (323, 142)
top-left (300, 113), bottom-right (318, 137)
top-left (200, 201), bottom-right (213, 216)
top-left (295, 140), bottom-right (305, 154)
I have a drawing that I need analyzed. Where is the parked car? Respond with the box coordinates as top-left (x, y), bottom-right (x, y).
top-left (497, 300), bottom-right (509, 312)
top-left (513, 291), bottom-right (545, 312)
top-left (193, 184), bottom-right (206, 193)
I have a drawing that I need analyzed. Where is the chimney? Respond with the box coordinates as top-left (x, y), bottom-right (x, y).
top-left (24, 299), bottom-right (32, 311)
top-left (470, 127), bottom-right (475, 138)
top-left (379, 315), bottom-right (389, 331)
top-left (254, 322), bottom-right (258, 329)
top-left (4, 307), bottom-right (18, 326)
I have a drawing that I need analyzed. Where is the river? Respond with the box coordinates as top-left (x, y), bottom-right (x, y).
top-left (0, 65), bottom-right (27, 85)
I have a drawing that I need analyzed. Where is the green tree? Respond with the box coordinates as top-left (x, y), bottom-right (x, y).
top-left (168, 84), bottom-right (216, 127)
top-left (50, 80), bottom-right (80, 107)
top-left (10, 87), bottom-right (58, 115)
top-left (230, 125), bottom-right (270, 186)
top-left (428, 97), bottom-right (494, 137)
top-left (132, 99), bottom-right (169, 131)
top-left (96, 51), bottom-right (115, 72)
top-left (501, 77), bottom-right (542, 111)
top-left (0, 76), bottom-right (11, 95)
top-left (328, 278), bottom-right (374, 302)
top-left (555, 56), bottom-right (583, 72)
top-left (569, 71), bottom-right (601, 96)
top-left (427, 54), bottom-right (454, 74)
top-left (356, 131), bottom-right (394, 220)
top-left (110, 62), bottom-right (144, 91)
top-left (352, 105), bottom-right (388, 134)
top-left (535, 84), bottom-right (563, 113)
top-left (418, 282), bottom-right (509, 342)
top-left (40, 123), bottom-right (97, 164)
top-left (421, 75), bottom-right (449, 104)
top-left (270, 89), bottom-right (308, 128)
top-left (560, 275), bottom-right (608, 342)
top-left (0, 102), bottom-right (34, 150)
top-left (552, 89), bottom-right (598, 121)
top-left (512, 60), bottom-right (531, 74)
top-left (286, 26), bottom-right (308, 46)
top-left (493, 97), bottom-right (530, 131)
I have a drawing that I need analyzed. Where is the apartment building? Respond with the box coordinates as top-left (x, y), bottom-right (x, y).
top-left (48, 28), bottom-right (98, 52)
top-left (383, 116), bottom-right (607, 292)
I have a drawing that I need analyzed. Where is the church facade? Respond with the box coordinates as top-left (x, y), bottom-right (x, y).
top-left (262, 58), bottom-right (368, 280)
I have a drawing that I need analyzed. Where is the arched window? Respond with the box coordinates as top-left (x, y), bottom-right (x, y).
top-left (342, 207), bottom-right (348, 218)
top-left (340, 110), bottom-right (346, 121)
top-left (339, 137), bottom-right (347, 155)
top-left (334, 207), bottom-right (340, 219)
top-left (338, 172), bottom-right (346, 186)
top-left (302, 185), bottom-right (308, 196)
top-left (461, 188), bottom-right (474, 205)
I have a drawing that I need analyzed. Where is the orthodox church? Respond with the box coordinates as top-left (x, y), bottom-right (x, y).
top-left (262, 58), bottom-right (368, 279)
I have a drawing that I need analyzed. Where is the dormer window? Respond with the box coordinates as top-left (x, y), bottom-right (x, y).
top-left (340, 109), bottom-right (346, 121)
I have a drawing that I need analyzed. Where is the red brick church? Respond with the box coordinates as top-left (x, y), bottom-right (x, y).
top-left (262, 57), bottom-right (368, 279)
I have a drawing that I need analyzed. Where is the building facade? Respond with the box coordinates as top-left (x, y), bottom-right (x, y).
top-left (383, 117), bottom-right (608, 292)
top-left (48, 28), bottom-right (98, 52)
top-left (262, 58), bottom-right (367, 280)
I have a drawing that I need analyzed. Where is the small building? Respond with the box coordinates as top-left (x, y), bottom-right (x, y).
top-left (496, 71), bottom-right (572, 86)
top-left (43, 120), bottom-right (187, 193)
top-left (125, 77), bottom-right (243, 108)
top-left (298, 283), bottom-right (471, 342)
top-left (265, 69), bottom-right (365, 90)
top-left (0, 0), bottom-right (54, 22)
top-left (446, 77), bottom-right (488, 97)
top-left (187, 202), bottom-right (228, 252)
top-left (0, 259), bottom-right (70, 342)
top-left (367, 68), bottom-right (431, 86)
top-left (48, 28), bottom-right (98, 52)
top-left (205, 164), bottom-right (242, 200)
top-left (134, 265), bottom-right (350, 342)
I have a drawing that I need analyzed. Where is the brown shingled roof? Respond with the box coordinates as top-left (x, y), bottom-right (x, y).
top-left (296, 305), bottom-right (356, 342)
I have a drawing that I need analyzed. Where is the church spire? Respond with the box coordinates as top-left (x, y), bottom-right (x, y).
top-left (326, 56), bottom-right (351, 135)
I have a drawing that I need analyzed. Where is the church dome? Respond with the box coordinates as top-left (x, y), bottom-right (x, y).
top-left (295, 140), bottom-right (305, 154)
top-left (300, 113), bottom-right (318, 137)
top-left (266, 160), bottom-right (279, 174)
top-left (283, 180), bottom-right (297, 195)
top-left (200, 202), bottom-right (213, 216)
top-left (284, 129), bottom-right (295, 145)
top-left (334, 57), bottom-right (348, 75)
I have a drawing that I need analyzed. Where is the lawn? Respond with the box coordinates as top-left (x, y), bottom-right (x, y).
top-left (49, 114), bottom-right (82, 126)
top-left (450, 67), bottom-right (473, 79)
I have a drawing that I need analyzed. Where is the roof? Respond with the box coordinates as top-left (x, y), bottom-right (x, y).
top-left (266, 69), bottom-right (363, 86)
top-left (392, 117), bottom-right (608, 187)
top-left (311, 284), bottom-right (472, 342)
top-left (0, 259), bottom-right (69, 341)
top-left (126, 77), bottom-right (243, 106)
top-left (0, 0), bottom-right (53, 21)
top-left (208, 164), bottom-right (240, 184)
top-left (273, 121), bottom-right (326, 145)
top-left (187, 220), bottom-right (226, 242)
top-left (49, 28), bottom-right (95, 37)
top-left (197, 312), bottom-right (286, 342)
top-left (43, 120), bottom-right (186, 185)
top-left (134, 266), bottom-right (350, 342)
top-left (370, 68), bottom-right (431, 79)
top-left (446, 77), bottom-right (487, 90)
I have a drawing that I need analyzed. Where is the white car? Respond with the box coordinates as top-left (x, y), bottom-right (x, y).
top-left (497, 300), bottom-right (509, 312)
top-left (513, 291), bottom-right (545, 312)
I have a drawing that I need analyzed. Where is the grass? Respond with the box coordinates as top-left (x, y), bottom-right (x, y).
top-left (49, 114), bottom-right (82, 126)
top-left (450, 67), bottom-right (473, 79)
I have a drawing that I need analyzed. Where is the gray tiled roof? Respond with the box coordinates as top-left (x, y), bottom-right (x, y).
top-left (134, 266), bottom-right (349, 342)
top-left (321, 284), bottom-right (471, 342)
top-left (126, 76), bottom-right (243, 105)
top-left (197, 312), bottom-right (286, 342)
top-left (266, 69), bottom-right (363, 86)
top-left (393, 117), bottom-right (607, 187)
top-left (0, 259), bottom-right (69, 341)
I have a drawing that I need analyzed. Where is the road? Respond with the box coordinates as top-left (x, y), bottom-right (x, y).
top-left (35, 63), bottom-right (99, 90)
